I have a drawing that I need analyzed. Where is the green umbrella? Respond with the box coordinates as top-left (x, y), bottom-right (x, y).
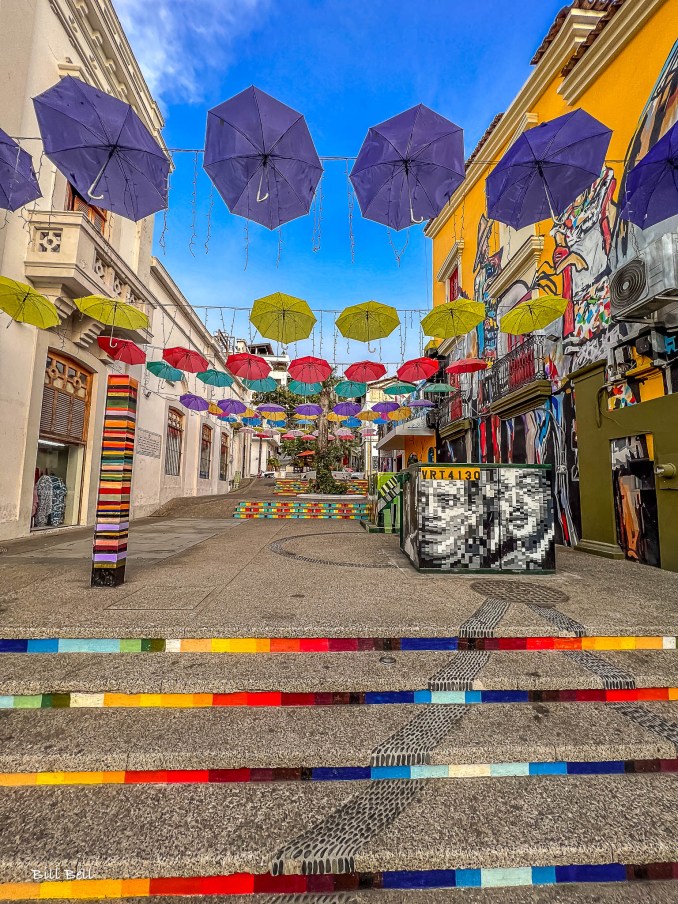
top-left (336, 300), bottom-right (400, 342)
top-left (334, 380), bottom-right (367, 398)
top-left (250, 292), bottom-right (316, 344)
top-left (289, 379), bottom-right (322, 396)
top-left (423, 382), bottom-right (454, 393)
top-left (420, 299), bottom-right (485, 339)
top-left (384, 381), bottom-right (416, 396)
top-left (243, 376), bottom-right (277, 392)
top-left (147, 360), bottom-right (183, 381)
top-left (197, 369), bottom-right (233, 388)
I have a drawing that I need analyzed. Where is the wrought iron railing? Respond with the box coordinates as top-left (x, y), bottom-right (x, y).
top-left (437, 392), bottom-right (473, 432)
top-left (480, 336), bottom-right (548, 411)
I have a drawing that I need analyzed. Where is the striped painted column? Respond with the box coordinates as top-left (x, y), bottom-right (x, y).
top-left (91, 374), bottom-right (138, 588)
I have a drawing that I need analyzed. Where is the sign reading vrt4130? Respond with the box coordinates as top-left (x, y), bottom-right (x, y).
top-left (420, 467), bottom-right (481, 480)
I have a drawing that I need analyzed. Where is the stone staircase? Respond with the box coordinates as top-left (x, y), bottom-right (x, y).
top-left (1, 617), bottom-right (678, 900)
top-left (274, 479), bottom-right (369, 496)
top-left (232, 500), bottom-right (369, 520)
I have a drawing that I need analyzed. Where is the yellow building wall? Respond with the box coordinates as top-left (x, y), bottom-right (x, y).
top-left (404, 435), bottom-right (436, 464)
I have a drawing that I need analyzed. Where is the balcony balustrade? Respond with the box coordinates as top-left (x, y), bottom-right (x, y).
top-left (480, 335), bottom-right (549, 413)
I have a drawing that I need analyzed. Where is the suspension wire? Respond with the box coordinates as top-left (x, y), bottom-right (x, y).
top-left (159, 153), bottom-right (173, 256)
top-left (188, 150), bottom-right (199, 257)
top-left (311, 172), bottom-right (323, 253)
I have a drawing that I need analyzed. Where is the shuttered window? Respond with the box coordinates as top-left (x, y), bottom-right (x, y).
top-left (165, 408), bottom-right (184, 476)
top-left (219, 432), bottom-right (229, 481)
top-left (40, 353), bottom-right (91, 444)
top-left (66, 184), bottom-right (107, 234)
top-left (199, 424), bottom-right (212, 480)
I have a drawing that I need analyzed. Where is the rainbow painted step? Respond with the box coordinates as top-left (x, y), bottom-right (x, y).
top-left (274, 479), bottom-right (368, 496)
top-left (232, 500), bottom-right (368, 520)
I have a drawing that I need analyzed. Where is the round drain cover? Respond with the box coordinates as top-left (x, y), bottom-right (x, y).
top-left (470, 579), bottom-right (568, 605)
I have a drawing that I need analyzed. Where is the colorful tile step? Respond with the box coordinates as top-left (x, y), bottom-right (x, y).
top-left (3, 757), bottom-right (676, 788)
top-left (1, 863), bottom-right (676, 900)
top-left (0, 635), bottom-right (675, 654)
top-left (2, 687), bottom-right (677, 710)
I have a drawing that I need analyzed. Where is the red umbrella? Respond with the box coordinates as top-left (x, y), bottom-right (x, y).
top-left (446, 357), bottom-right (488, 375)
top-left (288, 356), bottom-right (332, 384)
top-left (97, 336), bottom-right (146, 365)
top-left (226, 352), bottom-right (271, 380)
top-left (297, 449), bottom-right (315, 457)
top-left (344, 360), bottom-right (387, 383)
top-left (163, 346), bottom-right (209, 373)
top-left (397, 357), bottom-right (439, 382)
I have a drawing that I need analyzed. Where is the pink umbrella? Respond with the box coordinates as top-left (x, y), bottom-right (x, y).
top-left (446, 357), bottom-right (488, 375)
top-left (281, 432), bottom-right (297, 440)
top-left (372, 400), bottom-right (400, 413)
top-left (164, 346), bottom-right (209, 373)
top-left (288, 355), bottom-right (332, 383)
top-left (226, 352), bottom-right (271, 380)
top-left (344, 360), bottom-right (387, 383)
top-left (179, 393), bottom-right (209, 412)
top-left (397, 357), bottom-right (439, 382)
top-left (301, 434), bottom-right (316, 441)
top-left (97, 336), bottom-right (146, 365)
top-left (218, 398), bottom-right (247, 415)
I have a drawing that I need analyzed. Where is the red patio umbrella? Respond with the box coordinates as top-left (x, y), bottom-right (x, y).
top-left (97, 336), bottom-right (146, 365)
top-left (446, 357), bottom-right (488, 375)
top-left (344, 360), bottom-right (387, 383)
top-left (397, 357), bottom-right (439, 382)
top-left (226, 352), bottom-right (271, 380)
top-left (163, 346), bottom-right (209, 373)
top-left (288, 355), bottom-right (332, 383)
top-left (297, 449), bottom-right (315, 456)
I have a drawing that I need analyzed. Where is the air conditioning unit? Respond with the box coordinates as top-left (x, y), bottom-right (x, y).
top-left (610, 232), bottom-right (678, 321)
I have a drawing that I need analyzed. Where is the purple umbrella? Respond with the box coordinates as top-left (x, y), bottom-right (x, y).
top-left (33, 76), bottom-right (169, 221)
top-left (180, 393), bottom-right (209, 412)
top-left (486, 109), bottom-right (612, 229)
top-left (333, 401), bottom-right (361, 417)
top-left (218, 398), bottom-right (247, 415)
top-left (294, 403), bottom-right (322, 416)
top-left (410, 399), bottom-right (435, 408)
top-left (204, 86), bottom-right (323, 230)
top-left (620, 121), bottom-right (678, 229)
top-left (0, 129), bottom-right (41, 211)
top-left (350, 104), bottom-right (464, 231)
top-left (372, 400), bottom-right (400, 413)
top-left (257, 403), bottom-right (286, 413)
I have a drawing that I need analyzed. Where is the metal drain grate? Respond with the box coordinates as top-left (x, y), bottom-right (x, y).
top-left (470, 579), bottom-right (569, 605)
top-left (268, 533), bottom-right (396, 569)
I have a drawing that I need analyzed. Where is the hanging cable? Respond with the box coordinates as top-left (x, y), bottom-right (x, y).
top-left (345, 160), bottom-right (355, 263)
top-left (188, 150), bottom-right (199, 257)
top-left (204, 182), bottom-right (214, 254)
top-left (159, 156), bottom-right (172, 256)
top-left (311, 173), bottom-right (323, 253)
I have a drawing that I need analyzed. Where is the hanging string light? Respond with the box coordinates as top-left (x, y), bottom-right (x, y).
top-left (204, 182), bottom-right (214, 255)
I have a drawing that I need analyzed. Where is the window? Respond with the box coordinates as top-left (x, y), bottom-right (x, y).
top-left (165, 408), bottom-right (184, 476)
top-left (219, 432), bottom-right (230, 481)
top-left (66, 184), bottom-right (107, 234)
top-left (199, 424), bottom-right (213, 479)
top-left (447, 266), bottom-right (459, 302)
top-left (40, 352), bottom-right (91, 443)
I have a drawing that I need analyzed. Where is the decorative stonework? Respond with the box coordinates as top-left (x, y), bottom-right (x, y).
top-left (36, 229), bottom-right (62, 254)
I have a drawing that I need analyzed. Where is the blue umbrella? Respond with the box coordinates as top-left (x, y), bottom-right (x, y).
top-left (0, 128), bottom-right (41, 211)
top-left (620, 121), bottom-right (678, 229)
top-left (342, 417), bottom-right (361, 428)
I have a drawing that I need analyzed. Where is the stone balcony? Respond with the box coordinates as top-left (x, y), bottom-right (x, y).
top-left (480, 335), bottom-right (552, 417)
top-left (24, 210), bottom-right (154, 348)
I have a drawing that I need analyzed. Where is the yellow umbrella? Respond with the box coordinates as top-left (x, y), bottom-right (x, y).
top-left (388, 406), bottom-right (413, 421)
top-left (420, 300), bottom-right (485, 339)
top-left (500, 295), bottom-right (568, 335)
top-left (264, 411), bottom-right (286, 421)
top-left (250, 292), bottom-right (316, 344)
top-left (356, 410), bottom-right (379, 421)
top-left (74, 295), bottom-right (149, 330)
top-left (208, 402), bottom-right (222, 416)
top-left (293, 412), bottom-right (318, 419)
top-left (336, 300), bottom-right (400, 342)
top-left (0, 277), bottom-right (60, 329)
top-left (243, 407), bottom-right (258, 418)
top-left (327, 412), bottom-right (342, 423)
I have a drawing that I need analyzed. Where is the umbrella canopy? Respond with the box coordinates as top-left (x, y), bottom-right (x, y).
top-left (289, 379), bottom-right (322, 396)
top-left (0, 128), bottom-right (41, 211)
top-left (163, 346), bottom-right (209, 373)
top-left (218, 398), bottom-right (248, 415)
top-left (372, 400), bottom-right (400, 414)
top-left (288, 356), bottom-right (331, 383)
top-left (180, 393), bottom-right (209, 412)
top-left (294, 417), bottom-right (315, 423)
top-left (327, 412), bottom-right (342, 423)
top-left (281, 432), bottom-right (297, 440)
top-left (421, 300), bottom-right (485, 339)
top-left (397, 357), bottom-right (439, 382)
top-left (226, 352), bottom-right (271, 380)
top-left (334, 379), bottom-right (367, 398)
top-left (388, 406), bottom-right (413, 421)
top-left (384, 381), bottom-right (416, 396)
top-left (147, 360), bottom-right (183, 381)
top-left (357, 410), bottom-right (379, 421)
top-left (336, 301), bottom-right (400, 342)
top-left (374, 417), bottom-right (391, 425)
top-left (344, 360), bottom-right (386, 383)
top-left (243, 376), bottom-right (277, 392)
top-left (288, 429), bottom-right (304, 437)
top-left (423, 381), bottom-right (454, 393)
top-left (350, 104), bottom-right (464, 231)
top-left (500, 295), bottom-right (568, 335)
top-left (257, 403), bottom-right (286, 413)
top-left (97, 336), bottom-right (146, 364)
top-left (343, 417), bottom-right (362, 428)
top-left (446, 358), bottom-right (488, 375)
top-left (208, 402), bottom-right (222, 416)
top-left (0, 277), bottom-right (59, 329)
top-left (620, 121), bottom-right (678, 229)
top-left (242, 416), bottom-right (263, 426)
top-left (297, 449), bottom-right (315, 457)
top-left (204, 86), bottom-right (322, 230)
top-left (34, 76), bottom-right (169, 221)
top-left (250, 292), bottom-right (316, 343)
top-left (295, 403), bottom-right (323, 416)
top-left (218, 414), bottom-right (238, 423)
top-left (486, 108), bottom-right (612, 229)
top-left (263, 412), bottom-right (286, 422)
top-left (333, 401), bottom-right (361, 417)
top-left (301, 434), bottom-right (316, 441)
top-left (197, 369), bottom-right (233, 388)
top-left (75, 295), bottom-right (149, 331)
top-left (243, 407), bottom-right (258, 418)
top-left (410, 398), bottom-right (435, 408)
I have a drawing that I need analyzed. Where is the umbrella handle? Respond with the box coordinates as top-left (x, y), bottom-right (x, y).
top-left (87, 148), bottom-right (116, 201)
top-left (409, 199), bottom-right (424, 225)
top-left (256, 167), bottom-right (269, 203)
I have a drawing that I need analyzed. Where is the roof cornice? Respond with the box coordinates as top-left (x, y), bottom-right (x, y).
top-left (487, 235), bottom-right (545, 298)
top-left (436, 240), bottom-right (465, 283)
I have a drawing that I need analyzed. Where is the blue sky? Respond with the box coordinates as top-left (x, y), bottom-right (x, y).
top-left (114, 0), bottom-right (568, 367)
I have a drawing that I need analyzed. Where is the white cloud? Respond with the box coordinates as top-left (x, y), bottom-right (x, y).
top-left (113, 0), bottom-right (270, 104)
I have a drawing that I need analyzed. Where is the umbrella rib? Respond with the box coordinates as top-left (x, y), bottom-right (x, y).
top-left (410, 127), bottom-right (464, 165)
top-left (359, 163), bottom-right (406, 216)
top-left (354, 127), bottom-right (406, 171)
top-left (35, 99), bottom-right (108, 147)
top-left (252, 89), bottom-right (267, 153)
top-left (268, 158), bottom-right (308, 210)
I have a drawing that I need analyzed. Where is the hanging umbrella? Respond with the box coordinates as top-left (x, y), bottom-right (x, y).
top-left (334, 379), bottom-right (367, 398)
top-left (328, 434), bottom-right (337, 441)
top-left (242, 416), bottom-right (263, 426)
top-left (204, 86), bottom-right (323, 230)
top-left (388, 407), bottom-right (413, 421)
top-left (243, 376), bottom-right (277, 392)
top-left (227, 352), bottom-right (271, 380)
top-left (410, 399), bottom-right (435, 408)
top-left (258, 403), bottom-right (286, 413)
top-left (446, 358), bottom-right (488, 375)
top-left (197, 369), bottom-right (233, 388)
top-left (357, 410), bottom-right (379, 421)
top-left (250, 292), bottom-right (316, 343)
top-left (420, 300), bottom-right (485, 339)
top-left (33, 76), bottom-right (169, 221)
top-left (219, 414), bottom-right (238, 423)
top-left (327, 412), bottom-right (342, 423)
top-left (218, 398), bottom-right (248, 415)
top-left (297, 449), bottom-right (315, 457)
top-left (333, 401), bottom-right (361, 417)
top-left (397, 357), bottom-right (439, 382)
top-left (0, 277), bottom-right (59, 329)
top-left (336, 301), bottom-right (400, 342)
top-left (289, 379), bottom-right (321, 396)
top-left (486, 108), bottom-right (612, 228)
top-left (294, 416), bottom-right (315, 423)
top-left (289, 429), bottom-right (304, 438)
top-left (294, 403), bottom-right (323, 416)
top-left (208, 402), bottom-right (222, 416)
top-left (243, 407), bottom-right (258, 418)
top-left (372, 401), bottom-right (400, 414)
top-left (147, 360), bottom-right (183, 381)
top-left (500, 295), bottom-right (568, 335)
top-left (374, 417), bottom-right (391, 426)
top-left (97, 336), bottom-right (146, 364)
top-left (344, 361), bottom-right (386, 383)
top-left (350, 104), bottom-right (465, 231)
top-left (180, 393), bottom-right (209, 412)
top-left (75, 295), bottom-right (149, 331)
top-left (0, 129), bottom-right (41, 211)
top-left (162, 346), bottom-right (209, 373)
top-left (423, 382), bottom-right (454, 393)
top-left (301, 434), bottom-right (316, 441)
top-left (384, 381), bottom-right (416, 396)
top-left (288, 356), bottom-right (331, 383)
top-left (281, 432), bottom-right (297, 440)
top-left (263, 412), bottom-right (286, 422)
top-left (343, 417), bottom-right (361, 428)
top-left (619, 121), bottom-right (678, 229)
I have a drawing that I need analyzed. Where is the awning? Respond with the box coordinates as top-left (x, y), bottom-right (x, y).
top-left (376, 416), bottom-right (435, 452)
